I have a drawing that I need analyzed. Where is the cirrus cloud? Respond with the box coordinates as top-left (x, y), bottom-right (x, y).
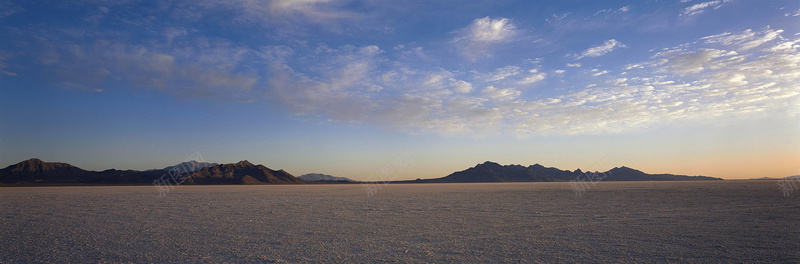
top-left (680, 0), bottom-right (728, 16)
top-left (576, 39), bottom-right (626, 59)
top-left (3, 2), bottom-right (798, 137)
top-left (264, 27), bottom-right (800, 136)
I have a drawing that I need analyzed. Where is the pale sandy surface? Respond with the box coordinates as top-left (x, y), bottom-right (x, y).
top-left (1, 180), bottom-right (798, 263)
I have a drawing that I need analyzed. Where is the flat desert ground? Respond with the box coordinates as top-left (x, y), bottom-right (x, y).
top-left (1, 180), bottom-right (798, 263)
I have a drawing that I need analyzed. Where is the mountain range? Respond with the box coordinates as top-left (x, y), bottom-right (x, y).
top-left (299, 173), bottom-right (357, 182)
top-left (0, 158), bottom-right (306, 185)
top-left (1, 158), bottom-right (724, 186)
top-left (751, 175), bottom-right (800, 180)
top-left (186, 160), bottom-right (306, 184)
top-left (161, 161), bottom-right (218, 173)
top-left (399, 161), bottom-right (722, 183)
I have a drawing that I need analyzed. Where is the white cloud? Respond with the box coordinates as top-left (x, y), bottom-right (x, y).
top-left (465, 17), bottom-right (516, 43)
top-left (474, 65), bottom-right (522, 82)
top-left (702, 28), bottom-right (784, 50)
top-left (545, 13), bottom-right (570, 24)
top-left (518, 69), bottom-right (546, 84)
top-left (264, 0), bottom-right (355, 23)
top-left (594, 6), bottom-right (630, 16)
top-left (261, 27), bottom-right (800, 136)
top-left (483, 66), bottom-right (522, 82)
top-left (451, 79), bottom-right (474, 93)
top-left (483, 86), bottom-right (521, 101)
top-left (454, 17), bottom-right (518, 60)
top-left (770, 39), bottom-right (800, 53)
top-left (577, 39), bottom-right (625, 59)
top-left (179, 0), bottom-right (359, 33)
top-left (594, 9), bottom-right (613, 16)
top-left (656, 48), bottom-right (739, 74)
top-left (591, 69), bottom-right (610, 76)
top-left (680, 1), bottom-right (727, 16)
top-left (10, 4), bottom-right (799, 137)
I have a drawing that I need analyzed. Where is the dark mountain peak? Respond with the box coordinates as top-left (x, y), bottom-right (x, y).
top-left (1, 158), bottom-right (309, 185)
top-left (12, 159), bottom-right (41, 170)
top-left (5, 158), bottom-right (82, 172)
top-left (479, 161), bottom-right (501, 167)
top-left (602, 166), bottom-right (721, 181)
top-left (22, 158), bottom-right (44, 164)
top-left (235, 160), bottom-right (254, 167)
top-left (1, 158), bottom-right (94, 184)
top-left (610, 166), bottom-right (643, 173)
top-left (181, 160), bottom-right (208, 166)
top-left (163, 160), bottom-right (217, 172)
top-left (186, 161), bottom-right (306, 185)
top-left (427, 162), bottom-right (722, 183)
top-left (299, 173), bottom-right (356, 182)
top-left (15, 158), bottom-right (49, 169)
top-left (438, 161), bottom-right (541, 183)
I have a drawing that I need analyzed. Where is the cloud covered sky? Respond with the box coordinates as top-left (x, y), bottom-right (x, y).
top-left (1, 0), bottom-right (799, 179)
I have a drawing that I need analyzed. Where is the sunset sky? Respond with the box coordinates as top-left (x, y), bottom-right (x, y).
top-left (1, 0), bottom-right (799, 180)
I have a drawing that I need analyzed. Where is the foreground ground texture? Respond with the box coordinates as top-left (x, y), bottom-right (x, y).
top-left (1, 180), bottom-right (798, 263)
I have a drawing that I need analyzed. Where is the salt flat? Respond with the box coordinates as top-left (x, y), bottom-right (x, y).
top-left (1, 180), bottom-right (798, 263)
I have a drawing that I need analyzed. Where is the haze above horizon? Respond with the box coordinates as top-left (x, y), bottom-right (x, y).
top-left (1, 0), bottom-right (799, 180)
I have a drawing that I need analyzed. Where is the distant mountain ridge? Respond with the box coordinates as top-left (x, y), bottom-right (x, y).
top-left (163, 161), bottom-right (217, 173)
top-left (187, 160), bottom-right (306, 185)
top-left (299, 173), bottom-right (356, 182)
top-left (0, 158), bottom-right (305, 185)
top-left (1, 158), bottom-right (727, 185)
top-left (0, 158), bottom-right (99, 184)
top-left (405, 161), bottom-right (722, 183)
top-left (751, 175), bottom-right (800, 180)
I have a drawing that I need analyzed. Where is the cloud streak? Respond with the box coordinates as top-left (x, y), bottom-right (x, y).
top-left (681, 0), bottom-right (727, 16)
top-left (577, 39), bottom-right (625, 59)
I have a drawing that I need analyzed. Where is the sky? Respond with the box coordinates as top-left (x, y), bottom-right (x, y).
top-left (1, 0), bottom-right (799, 180)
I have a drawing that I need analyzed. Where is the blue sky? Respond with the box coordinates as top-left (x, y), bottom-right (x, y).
top-left (1, 0), bottom-right (799, 180)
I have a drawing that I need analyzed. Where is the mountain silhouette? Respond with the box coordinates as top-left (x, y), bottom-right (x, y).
top-left (0, 158), bottom-right (100, 184)
top-left (163, 161), bottom-right (218, 173)
top-left (404, 161), bottom-right (721, 183)
top-left (185, 160), bottom-right (307, 185)
top-left (0, 159), bottom-right (306, 185)
top-left (1, 159), bottom-right (724, 185)
top-left (604, 166), bottom-right (721, 181)
top-left (299, 173), bottom-right (356, 182)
